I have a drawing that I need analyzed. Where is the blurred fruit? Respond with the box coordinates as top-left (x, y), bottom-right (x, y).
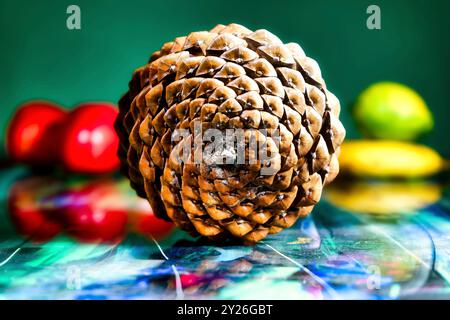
top-left (116, 178), bottom-right (175, 240)
top-left (132, 209), bottom-right (174, 240)
top-left (43, 184), bottom-right (127, 243)
top-left (179, 273), bottom-right (205, 288)
top-left (6, 100), bottom-right (120, 174)
top-left (8, 175), bottom-right (173, 243)
top-left (59, 103), bottom-right (120, 174)
top-left (6, 101), bottom-right (67, 164)
top-left (339, 140), bottom-right (444, 178)
top-left (325, 181), bottom-right (442, 216)
top-left (353, 82), bottom-right (433, 140)
top-left (8, 178), bottom-right (63, 242)
top-left (9, 206), bottom-right (61, 242)
top-left (61, 206), bottom-right (127, 243)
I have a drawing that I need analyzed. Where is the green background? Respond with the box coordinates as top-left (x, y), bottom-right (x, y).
top-left (1, 0), bottom-right (449, 157)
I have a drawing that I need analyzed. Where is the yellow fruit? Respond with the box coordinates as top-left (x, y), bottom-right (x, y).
top-left (353, 82), bottom-right (433, 140)
top-left (339, 140), bottom-right (444, 178)
top-left (325, 181), bottom-right (442, 216)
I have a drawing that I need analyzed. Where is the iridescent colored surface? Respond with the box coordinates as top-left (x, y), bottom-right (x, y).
top-left (0, 166), bottom-right (449, 299)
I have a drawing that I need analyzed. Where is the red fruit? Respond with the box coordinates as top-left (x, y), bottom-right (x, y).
top-left (60, 103), bottom-right (119, 174)
top-left (6, 101), bottom-right (67, 164)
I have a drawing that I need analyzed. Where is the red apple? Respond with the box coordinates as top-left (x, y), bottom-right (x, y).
top-left (59, 103), bottom-right (120, 174)
top-left (6, 101), bottom-right (67, 164)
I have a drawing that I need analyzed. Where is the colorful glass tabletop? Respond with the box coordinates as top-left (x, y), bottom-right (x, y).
top-left (0, 166), bottom-right (449, 299)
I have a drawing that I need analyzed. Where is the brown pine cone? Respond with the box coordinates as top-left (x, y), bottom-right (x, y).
top-left (115, 23), bottom-right (345, 243)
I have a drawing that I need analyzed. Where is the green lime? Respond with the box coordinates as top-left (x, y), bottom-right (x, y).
top-left (353, 82), bottom-right (433, 141)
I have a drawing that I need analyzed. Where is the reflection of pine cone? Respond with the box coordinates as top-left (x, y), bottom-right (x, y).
top-left (115, 23), bottom-right (345, 243)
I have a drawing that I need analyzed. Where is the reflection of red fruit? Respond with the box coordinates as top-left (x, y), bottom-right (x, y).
top-left (128, 200), bottom-right (174, 240)
top-left (43, 186), bottom-right (127, 243)
top-left (179, 273), bottom-right (204, 288)
top-left (137, 212), bottom-right (174, 240)
top-left (61, 206), bottom-right (127, 243)
top-left (60, 103), bottom-right (119, 174)
top-left (9, 207), bottom-right (61, 243)
top-left (6, 101), bottom-right (67, 164)
top-left (8, 184), bottom-right (62, 243)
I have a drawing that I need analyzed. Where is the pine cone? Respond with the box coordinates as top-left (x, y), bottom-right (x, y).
top-left (115, 23), bottom-right (345, 243)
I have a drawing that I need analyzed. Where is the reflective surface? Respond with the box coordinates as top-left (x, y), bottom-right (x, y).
top-left (0, 166), bottom-right (449, 299)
